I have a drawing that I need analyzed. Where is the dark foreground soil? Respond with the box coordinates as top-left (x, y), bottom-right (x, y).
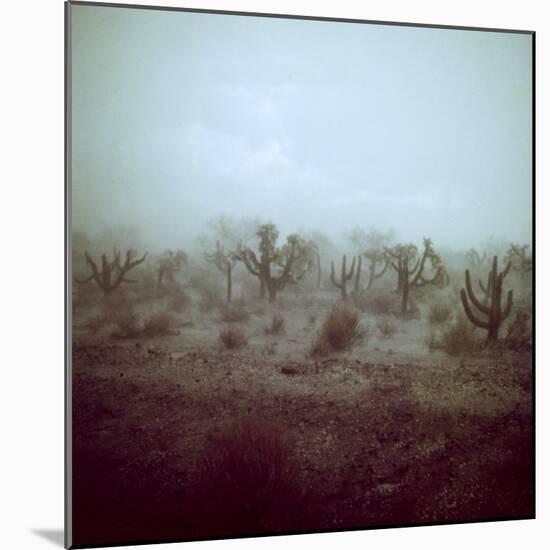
top-left (72, 343), bottom-right (533, 547)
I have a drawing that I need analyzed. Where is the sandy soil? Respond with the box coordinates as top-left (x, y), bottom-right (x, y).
top-left (71, 290), bottom-right (533, 546)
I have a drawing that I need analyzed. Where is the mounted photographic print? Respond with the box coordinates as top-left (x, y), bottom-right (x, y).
top-left (65, 1), bottom-right (535, 548)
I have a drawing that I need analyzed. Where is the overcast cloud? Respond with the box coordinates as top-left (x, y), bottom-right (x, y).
top-left (70, 4), bottom-right (532, 250)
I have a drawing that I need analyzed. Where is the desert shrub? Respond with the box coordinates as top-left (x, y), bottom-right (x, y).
top-left (191, 418), bottom-right (304, 534)
top-left (442, 314), bottom-right (480, 356)
top-left (111, 309), bottom-right (142, 339)
top-left (504, 311), bottom-right (532, 352)
top-left (310, 305), bottom-right (364, 356)
top-left (167, 288), bottom-right (192, 313)
top-left (220, 299), bottom-right (249, 323)
top-left (264, 314), bottom-right (286, 335)
top-left (142, 311), bottom-right (176, 337)
top-left (219, 325), bottom-right (248, 349)
top-left (429, 299), bottom-right (453, 324)
top-left (376, 316), bottom-right (398, 338)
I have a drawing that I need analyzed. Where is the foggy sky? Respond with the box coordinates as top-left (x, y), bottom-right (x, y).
top-left (70, 4), bottom-right (532, 250)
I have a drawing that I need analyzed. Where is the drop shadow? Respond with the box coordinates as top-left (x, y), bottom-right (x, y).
top-left (32, 529), bottom-right (64, 547)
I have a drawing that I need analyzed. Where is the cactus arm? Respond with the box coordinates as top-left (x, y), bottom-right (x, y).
top-left (240, 250), bottom-right (261, 277)
top-left (479, 278), bottom-right (487, 294)
top-left (501, 290), bottom-right (514, 321)
top-left (330, 261), bottom-right (343, 289)
top-left (460, 290), bottom-right (490, 330)
top-left (502, 261), bottom-right (512, 280)
top-left (346, 256), bottom-right (357, 280)
top-left (465, 269), bottom-right (491, 315)
top-left (374, 258), bottom-right (389, 279)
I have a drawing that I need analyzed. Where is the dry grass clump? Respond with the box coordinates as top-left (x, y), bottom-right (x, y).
top-left (264, 313), bottom-right (286, 335)
top-left (220, 299), bottom-right (249, 323)
top-left (428, 299), bottom-right (453, 325)
top-left (191, 418), bottom-right (304, 534)
top-left (219, 325), bottom-right (248, 349)
top-left (441, 314), bottom-right (481, 356)
top-left (142, 311), bottom-right (176, 337)
top-left (376, 316), bottom-right (398, 338)
top-left (310, 305), bottom-right (364, 356)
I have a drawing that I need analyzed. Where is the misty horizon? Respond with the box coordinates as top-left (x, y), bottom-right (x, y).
top-left (70, 5), bottom-right (532, 252)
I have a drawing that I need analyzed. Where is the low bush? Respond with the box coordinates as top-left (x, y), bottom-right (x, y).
top-left (504, 311), bottom-right (532, 352)
top-left (111, 309), bottom-right (142, 339)
top-left (264, 314), bottom-right (286, 335)
top-left (441, 314), bottom-right (480, 356)
top-left (219, 325), bottom-right (248, 349)
top-left (191, 418), bottom-right (304, 534)
top-left (310, 305), bottom-right (364, 356)
top-left (428, 299), bottom-right (453, 325)
top-left (142, 311), bottom-right (176, 337)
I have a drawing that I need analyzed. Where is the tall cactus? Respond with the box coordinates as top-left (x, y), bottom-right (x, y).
top-left (460, 256), bottom-right (513, 342)
top-left (330, 255), bottom-right (356, 301)
top-left (354, 255), bottom-right (363, 292)
top-left (204, 240), bottom-right (236, 303)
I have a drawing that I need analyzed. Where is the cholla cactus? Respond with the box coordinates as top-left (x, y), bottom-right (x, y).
top-left (236, 224), bottom-right (305, 303)
top-left (504, 243), bottom-right (532, 277)
top-left (460, 256), bottom-right (513, 342)
top-left (386, 238), bottom-right (446, 315)
top-left (157, 249), bottom-right (187, 288)
top-left (75, 248), bottom-right (147, 296)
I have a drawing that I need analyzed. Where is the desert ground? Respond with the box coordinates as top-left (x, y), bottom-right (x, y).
top-left (70, 246), bottom-right (533, 547)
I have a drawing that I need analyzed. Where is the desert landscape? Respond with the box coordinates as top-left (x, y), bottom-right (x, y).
top-left (71, 224), bottom-right (533, 546)
top-left (68, 5), bottom-right (533, 547)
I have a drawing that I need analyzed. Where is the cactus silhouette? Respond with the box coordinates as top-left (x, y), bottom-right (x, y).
top-left (330, 255), bottom-right (356, 301)
top-left (75, 248), bottom-right (147, 297)
top-left (204, 241), bottom-right (236, 303)
top-left (460, 256), bottom-right (513, 342)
